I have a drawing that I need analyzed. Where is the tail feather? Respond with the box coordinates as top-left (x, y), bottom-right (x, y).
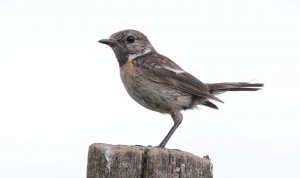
top-left (207, 82), bottom-right (264, 94)
top-left (202, 101), bottom-right (219, 110)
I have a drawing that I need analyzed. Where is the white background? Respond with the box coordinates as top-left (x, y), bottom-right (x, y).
top-left (1, 0), bottom-right (300, 178)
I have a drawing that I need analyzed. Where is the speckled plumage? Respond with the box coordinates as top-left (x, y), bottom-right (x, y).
top-left (120, 59), bottom-right (194, 113)
top-left (98, 29), bottom-right (263, 148)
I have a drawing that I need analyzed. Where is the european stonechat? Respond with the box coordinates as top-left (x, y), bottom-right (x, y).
top-left (98, 29), bottom-right (263, 148)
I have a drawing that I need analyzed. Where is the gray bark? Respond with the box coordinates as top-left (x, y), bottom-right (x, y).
top-left (87, 143), bottom-right (213, 178)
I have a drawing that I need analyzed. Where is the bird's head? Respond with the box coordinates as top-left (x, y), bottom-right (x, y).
top-left (99, 29), bottom-right (155, 66)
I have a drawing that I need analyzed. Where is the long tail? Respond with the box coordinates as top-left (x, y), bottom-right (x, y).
top-left (207, 82), bottom-right (264, 94)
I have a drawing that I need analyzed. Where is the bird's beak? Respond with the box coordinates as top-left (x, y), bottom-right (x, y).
top-left (98, 39), bottom-right (116, 46)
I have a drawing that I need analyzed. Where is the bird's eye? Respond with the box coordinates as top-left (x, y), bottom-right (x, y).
top-left (126, 36), bottom-right (135, 43)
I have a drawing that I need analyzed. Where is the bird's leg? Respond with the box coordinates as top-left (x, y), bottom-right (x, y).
top-left (158, 110), bottom-right (183, 148)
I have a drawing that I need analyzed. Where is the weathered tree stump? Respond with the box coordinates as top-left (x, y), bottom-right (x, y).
top-left (87, 143), bottom-right (213, 178)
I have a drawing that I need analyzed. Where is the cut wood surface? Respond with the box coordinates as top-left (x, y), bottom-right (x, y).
top-left (87, 143), bottom-right (213, 178)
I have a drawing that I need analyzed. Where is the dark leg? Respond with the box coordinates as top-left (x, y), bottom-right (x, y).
top-left (158, 110), bottom-right (183, 148)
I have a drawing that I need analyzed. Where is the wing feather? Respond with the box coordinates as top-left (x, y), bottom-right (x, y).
top-left (134, 53), bottom-right (223, 103)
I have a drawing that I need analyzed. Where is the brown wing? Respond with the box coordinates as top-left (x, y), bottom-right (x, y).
top-left (134, 52), bottom-right (223, 103)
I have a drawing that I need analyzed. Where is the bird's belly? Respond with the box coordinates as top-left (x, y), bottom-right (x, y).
top-left (120, 67), bottom-right (192, 113)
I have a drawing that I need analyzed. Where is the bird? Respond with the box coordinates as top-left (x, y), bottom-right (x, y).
top-left (98, 29), bottom-right (263, 148)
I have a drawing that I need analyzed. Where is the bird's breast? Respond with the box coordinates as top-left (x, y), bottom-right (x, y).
top-left (120, 60), bottom-right (137, 88)
top-left (119, 60), bottom-right (141, 101)
top-left (119, 60), bottom-right (194, 113)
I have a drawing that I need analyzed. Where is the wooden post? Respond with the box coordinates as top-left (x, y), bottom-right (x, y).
top-left (87, 143), bottom-right (213, 178)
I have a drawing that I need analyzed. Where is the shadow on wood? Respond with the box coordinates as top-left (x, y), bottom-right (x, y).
top-left (87, 143), bottom-right (213, 178)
